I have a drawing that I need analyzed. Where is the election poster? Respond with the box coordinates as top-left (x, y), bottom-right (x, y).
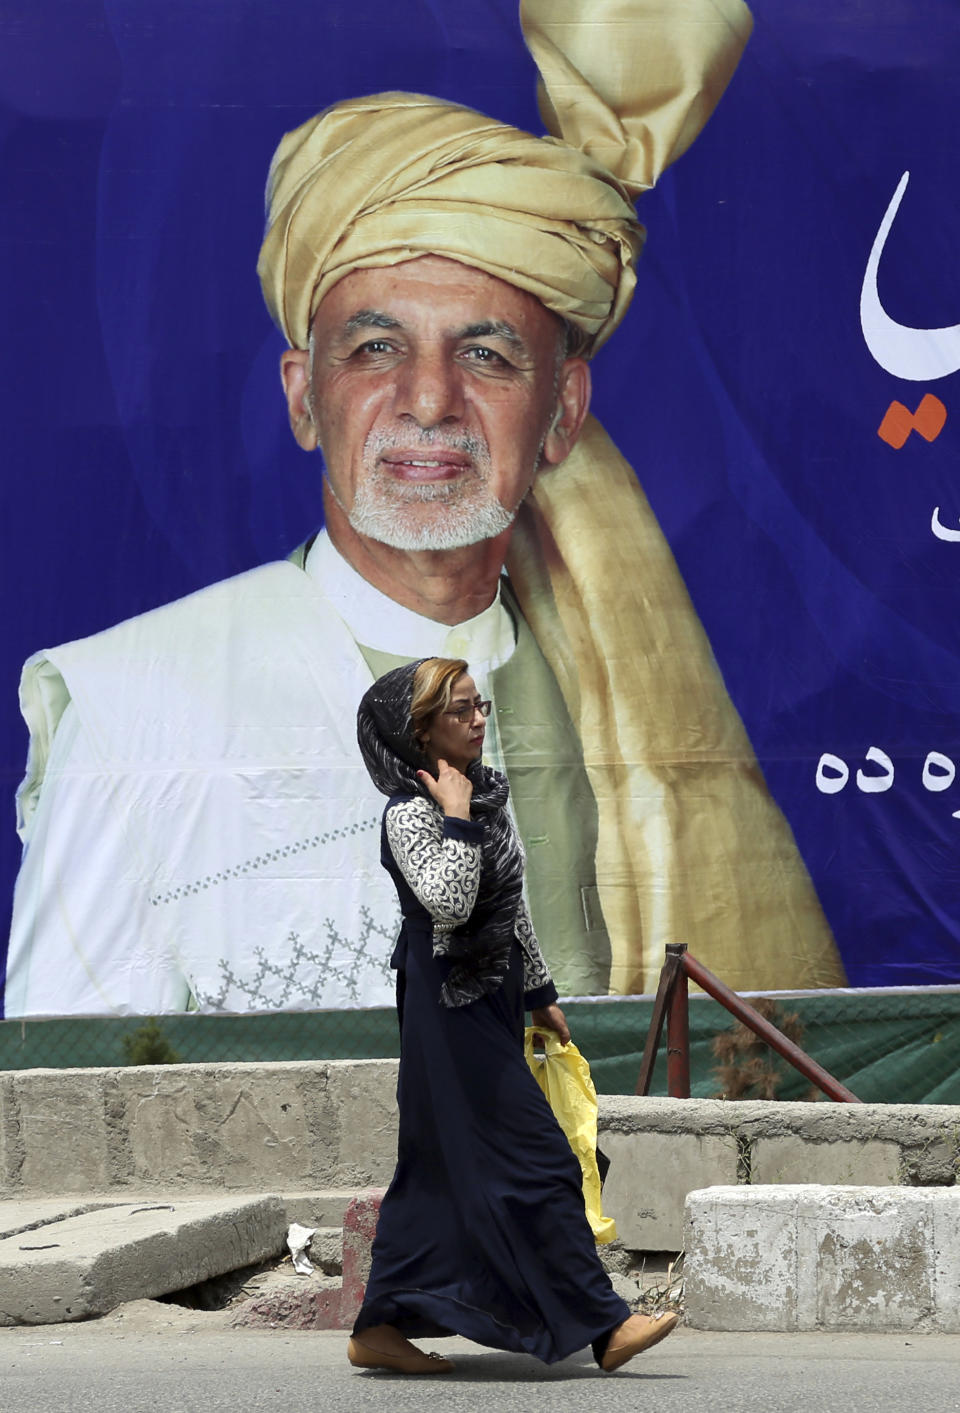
top-left (1, 0), bottom-right (958, 1015)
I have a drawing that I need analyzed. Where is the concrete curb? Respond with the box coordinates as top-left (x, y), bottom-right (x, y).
top-left (0, 1061), bottom-right (400, 1198)
top-left (599, 1096), bottom-right (960, 1247)
top-left (684, 1184), bottom-right (960, 1332)
top-left (6, 1064), bottom-right (957, 1254)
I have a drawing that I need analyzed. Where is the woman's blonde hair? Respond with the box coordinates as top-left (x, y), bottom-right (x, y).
top-left (410, 658), bottom-right (469, 745)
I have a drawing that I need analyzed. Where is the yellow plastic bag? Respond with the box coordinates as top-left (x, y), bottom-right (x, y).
top-left (523, 1026), bottom-right (618, 1244)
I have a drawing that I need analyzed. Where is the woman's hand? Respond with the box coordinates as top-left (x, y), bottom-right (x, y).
top-left (529, 1003), bottom-right (570, 1046)
top-left (418, 759), bottom-right (473, 820)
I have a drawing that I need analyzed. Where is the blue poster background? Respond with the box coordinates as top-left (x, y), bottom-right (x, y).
top-left (2, 0), bottom-right (959, 1006)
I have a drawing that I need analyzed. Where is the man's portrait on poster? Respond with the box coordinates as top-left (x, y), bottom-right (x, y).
top-left (7, 0), bottom-right (959, 1016)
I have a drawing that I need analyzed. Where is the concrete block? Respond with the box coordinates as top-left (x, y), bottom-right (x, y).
top-left (0, 1200), bottom-right (119, 1242)
top-left (203, 1069), bottom-right (319, 1189)
top-left (932, 1192), bottom-right (960, 1330)
top-left (14, 1071), bottom-right (110, 1193)
top-left (120, 1065), bottom-right (325, 1190)
top-left (600, 1129), bottom-right (739, 1249)
top-left (118, 1068), bottom-right (207, 1186)
top-left (685, 1185), bottom-right (960, 1333)
top-left (278, 1188), bottom-right (359, 1230)
top-left (751, 1137), bottom-right (900, 1186)
top-left (808, 1188), bottom-right (934, 1330)
top-left (0, 1194), bottom-right (287, 1325)
top-left (685, 1185), bottom-right (800, 1331)
top-left (0, 1077), bottom-right (16, 1189)
top-left (323, 1063), bottom-right (398, 1185)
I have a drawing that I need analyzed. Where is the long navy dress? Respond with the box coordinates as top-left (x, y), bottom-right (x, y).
top-left (353, 794), bottom-right (630, 1364)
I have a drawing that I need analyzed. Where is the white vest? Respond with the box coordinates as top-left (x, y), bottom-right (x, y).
top-left (8, 563), bottom-right (400, 1014)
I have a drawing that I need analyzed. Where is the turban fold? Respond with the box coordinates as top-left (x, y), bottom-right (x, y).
top-left (258, 0), bottom-right (753, 355)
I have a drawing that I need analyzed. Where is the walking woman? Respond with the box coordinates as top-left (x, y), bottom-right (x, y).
top-left (350, 657), bottom-right (678, 1375)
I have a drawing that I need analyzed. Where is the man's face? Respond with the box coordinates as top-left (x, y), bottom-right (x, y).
top-left (282, 256), bottom-right (588, 551)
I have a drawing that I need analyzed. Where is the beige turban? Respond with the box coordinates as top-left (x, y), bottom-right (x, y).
top-left (264, 0), bottom-right (848, 996)
top-left (258, 0), bottom-right (753, 356)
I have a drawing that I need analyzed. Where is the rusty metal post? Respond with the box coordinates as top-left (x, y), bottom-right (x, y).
top-left (635, 947), bottom-right (682, 1095)
top-left (665, 944), bottom-right (690, 1097)
top-left (682, 951), bottom-right (862, 1104)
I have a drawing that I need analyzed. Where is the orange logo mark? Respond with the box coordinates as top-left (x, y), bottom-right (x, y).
top-left (877, 393), bottom-right (947, 448)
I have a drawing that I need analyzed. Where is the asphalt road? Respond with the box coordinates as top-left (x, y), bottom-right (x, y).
top-left (3, 1303), bottom-right (959, 1413)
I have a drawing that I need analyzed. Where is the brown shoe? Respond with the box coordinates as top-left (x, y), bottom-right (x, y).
top-left (600, 1311), bottom-right (679, 1372)
top-left (347, 1336), bottom-right (454, 1375)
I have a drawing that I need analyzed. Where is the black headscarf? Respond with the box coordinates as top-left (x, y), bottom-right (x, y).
top-left (357, 661), bottom-right (525, 1007)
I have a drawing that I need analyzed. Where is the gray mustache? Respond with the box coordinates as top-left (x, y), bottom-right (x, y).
top-left (365, 427), bottom-right (490, 460)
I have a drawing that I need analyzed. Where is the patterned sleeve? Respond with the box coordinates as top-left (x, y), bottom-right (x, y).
top-left (514, 894), bottom-right (557, 1004)
top-left (384, 797), bottom-right (482, 929)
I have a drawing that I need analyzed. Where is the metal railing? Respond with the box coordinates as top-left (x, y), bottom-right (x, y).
top-left (636, 943), bottom-right (862, 1103)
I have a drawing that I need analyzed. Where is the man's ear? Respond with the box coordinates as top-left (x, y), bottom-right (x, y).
top-left (280, 348), bottom-right (318, 452)
top-left (541, 358), bottom-right (591, 468)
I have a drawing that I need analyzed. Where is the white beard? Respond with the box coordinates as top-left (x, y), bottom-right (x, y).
top-left (346, 428), bottom-right (518, 551)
